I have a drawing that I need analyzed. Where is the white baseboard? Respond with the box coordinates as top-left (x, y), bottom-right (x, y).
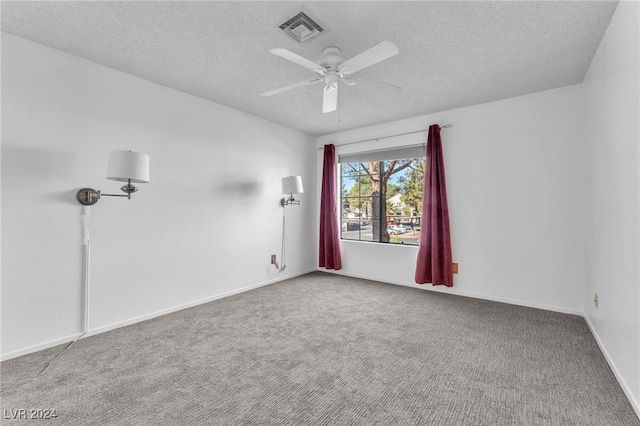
top-left (0, 268), bottom-right (315, 362)
top-left (0, 333), bottom-right (85, 362)
top-left (318, 269), bottom-right (583, 316)
top-left (583, 315), bottom-right (640, 419)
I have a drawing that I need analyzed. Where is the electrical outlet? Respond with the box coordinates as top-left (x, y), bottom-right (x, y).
top-left (452, 263), bottom-right (459, 274)
top-left (271, 254), bottom-right (276, 265)
top-left (594, 293), bottom-right (598, 309)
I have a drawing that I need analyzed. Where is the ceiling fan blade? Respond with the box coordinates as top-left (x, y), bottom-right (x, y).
top-left (261, 78), bottom-right (323, 97)
top-left (270, 48), bottom-right (325, 74)
top-left (348, 76), bottom-right (402, 97)
top-left (322, 85), bottom-right (338, 113)
top-left (338, 41), bottom-right (399, 75)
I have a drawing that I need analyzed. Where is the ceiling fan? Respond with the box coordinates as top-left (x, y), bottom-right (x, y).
top-left (261, 41), bottom-right (401, 113)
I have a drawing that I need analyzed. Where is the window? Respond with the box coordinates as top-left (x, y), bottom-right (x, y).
top-left (339, 146), bottom-right (425, 245)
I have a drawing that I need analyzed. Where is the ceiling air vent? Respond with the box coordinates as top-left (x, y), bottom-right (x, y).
top-left (278, 10), bottom-right (326, 43)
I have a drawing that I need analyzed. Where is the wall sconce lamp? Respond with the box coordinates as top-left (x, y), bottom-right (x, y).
top-left (77, 150), bottom-right (150, 205)
top-left (281, 176), bottom-right (303, 206)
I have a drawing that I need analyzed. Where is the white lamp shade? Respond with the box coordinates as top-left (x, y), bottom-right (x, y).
top-left (106, 150), bottom-right (150, 183)
top-left (282, 176), bottom-right (303, 194)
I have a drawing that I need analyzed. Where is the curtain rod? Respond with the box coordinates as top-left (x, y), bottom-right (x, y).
top-left (317, 124), bottom-right (452, 150)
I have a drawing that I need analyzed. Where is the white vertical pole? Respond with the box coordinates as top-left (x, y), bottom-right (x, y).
top-left (82, 206), bottom-right (91, 334)
top-left (280, 206), bottom-right (286, 272)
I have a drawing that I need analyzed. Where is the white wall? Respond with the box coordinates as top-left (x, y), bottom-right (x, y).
top-left (1, 33), bottom-right (317, 359)
top-left (583, 0), bottom-right (640, 412)
top-left (317, 83), bottom-right (588, 315)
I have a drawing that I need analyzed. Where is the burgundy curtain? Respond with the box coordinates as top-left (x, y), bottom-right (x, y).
top-left (415, 125), bottom-right (453, 286)
top-left (319, 144), bottom-right (342, 270)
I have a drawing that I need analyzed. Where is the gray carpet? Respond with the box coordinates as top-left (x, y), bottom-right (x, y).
top-left (1, 272), bottom-right (638, 425)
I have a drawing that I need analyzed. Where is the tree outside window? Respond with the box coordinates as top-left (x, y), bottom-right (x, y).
top-left (341, 157), bottom-right (424, 245)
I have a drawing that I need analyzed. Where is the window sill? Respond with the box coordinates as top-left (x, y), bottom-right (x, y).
top-left (340, 239), bottom-right (420, 249)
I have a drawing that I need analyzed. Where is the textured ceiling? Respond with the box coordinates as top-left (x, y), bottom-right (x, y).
top-left (1, 1), bottom-right (617, 137)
